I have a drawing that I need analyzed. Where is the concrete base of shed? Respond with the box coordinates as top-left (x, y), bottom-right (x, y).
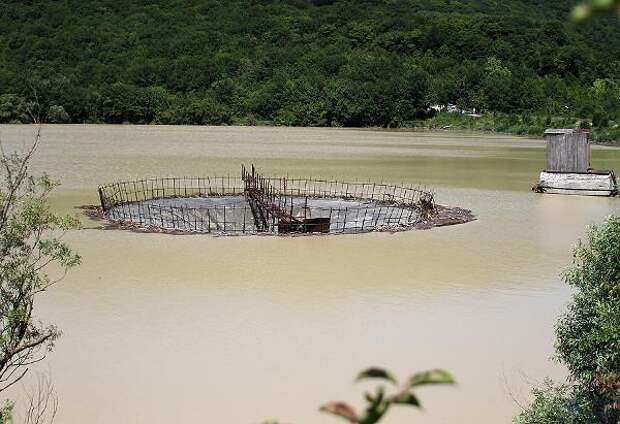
top-left (534, 171), bottom-right (617, 197)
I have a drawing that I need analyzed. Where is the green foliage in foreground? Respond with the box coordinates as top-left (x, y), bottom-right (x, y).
top-left (1, 1), bottom-right (620, 140)
top-left (0, 402), bottom-right (11, 424)
top-left (515, 215), bottom-right (620, 424)
top-left (320, 367), bottom-right (454, 424)
top-left (514, 380), bottom-right (593, 424)
top-left (573, 0), bottom-right (620, 21)
top-left (0, 128), bottom-right (80, 419)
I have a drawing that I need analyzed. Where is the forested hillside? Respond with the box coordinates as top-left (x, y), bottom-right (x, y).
top-left (1, 0), bottom-right (619, 138)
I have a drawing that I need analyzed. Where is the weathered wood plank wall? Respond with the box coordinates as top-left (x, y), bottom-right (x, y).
top-left (545, 129), bottom-right (589, 172)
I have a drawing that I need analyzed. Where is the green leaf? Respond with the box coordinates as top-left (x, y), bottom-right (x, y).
top-left (391, 391), bottom-right (421, 408)
top-left (355, 367), bottom-right (397, 384)
top-left (407, 370), bottom-right (455, 388)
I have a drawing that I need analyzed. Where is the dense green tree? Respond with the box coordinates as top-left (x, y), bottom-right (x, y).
top-left (0, 0), bottom-right (619, 139)
top-left (515, 215), bottom-right (620, 424)
top-left (0, 95), bottom-right (29, 124)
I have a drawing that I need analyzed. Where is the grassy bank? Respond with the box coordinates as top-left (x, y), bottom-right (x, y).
top-left (419, 112), bottom-right (620, 144)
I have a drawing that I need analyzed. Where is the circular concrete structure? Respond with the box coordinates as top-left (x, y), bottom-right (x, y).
top-left (97, 170), bottom-right (473, 235)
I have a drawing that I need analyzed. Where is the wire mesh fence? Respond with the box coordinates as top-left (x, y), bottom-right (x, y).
top-left (98, 174), bottom-right (436, 235)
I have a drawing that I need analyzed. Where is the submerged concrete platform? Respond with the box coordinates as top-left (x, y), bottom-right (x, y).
top-left (534, 170), bottom-right (617, 196)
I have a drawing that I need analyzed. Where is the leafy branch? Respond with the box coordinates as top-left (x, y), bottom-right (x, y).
top-left (319, 367), bottom-right (455, 424)
top-left (573, 0), bottom-right (620, 20)
top-left (0, 126), bottom-right (80, 397)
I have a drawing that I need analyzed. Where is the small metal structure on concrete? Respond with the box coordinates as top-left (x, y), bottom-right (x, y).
top-left (534, 129), bottom-right (617, 196)
top-left (96, 165), bottom-right (474, 235)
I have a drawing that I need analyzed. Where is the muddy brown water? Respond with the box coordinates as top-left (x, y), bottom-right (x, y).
top-left (1, 125), bottom-right (620, 424)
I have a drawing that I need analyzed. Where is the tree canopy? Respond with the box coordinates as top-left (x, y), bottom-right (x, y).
top-left (515, 215), bottom-right (620, 423)
top-left (0, 0), bottom-right (619, 131)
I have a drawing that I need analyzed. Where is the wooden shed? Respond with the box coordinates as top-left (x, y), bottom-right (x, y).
top-left (545, 128), bottom-right (590, 172)
top-left (534, 129), bottom-right (617, 196)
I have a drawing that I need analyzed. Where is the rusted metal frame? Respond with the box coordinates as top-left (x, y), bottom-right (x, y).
top-left (242, 166), bottom-right (300, 228)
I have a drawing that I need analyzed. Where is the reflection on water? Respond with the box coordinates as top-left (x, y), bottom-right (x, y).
top-left (1, 125), bottom-right (620, 424)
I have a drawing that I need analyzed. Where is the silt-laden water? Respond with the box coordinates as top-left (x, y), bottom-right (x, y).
top-left (1, 124), bottom-right (619, 424)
